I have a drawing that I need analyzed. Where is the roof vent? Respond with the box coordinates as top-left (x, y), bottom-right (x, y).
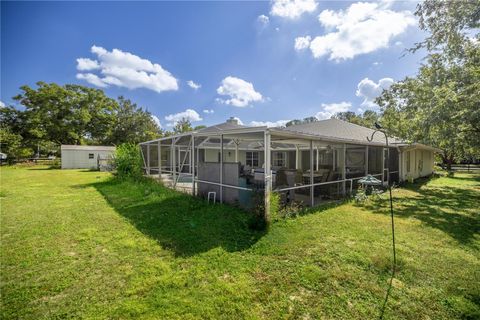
top-left (226, 117), bottom-right (238, 125)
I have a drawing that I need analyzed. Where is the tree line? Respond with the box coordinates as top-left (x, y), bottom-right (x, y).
top-left (286, 1), bottom-right (480, 168)
top-left (1, 1), bottom-right (478, 168)
top-left (0, 82), bottom-right (204, 161)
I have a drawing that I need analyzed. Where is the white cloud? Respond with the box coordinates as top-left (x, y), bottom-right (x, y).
top-left (203, 109), bottom-right (214, 114)
top-left (356, 77), bottom-right (394, 107)
top-left (165, 109), bottom-right (202, 126)
top-left (151, 115), bottom-right (162, 128)
top-left (270, 0), bottom-right (318, 19)
top-left (76, 73), bottom-right (108, 88)
top-left (76, 45), bottom-right (178, 93)
top-left (216, 76), bottom-right (263, 107)
top-left (0, 100), bottom-right (5, 108)
top-left (187, 80), bottom-right (201, 90)
top-left (315, 101), bottom-right (352, 119)
top-left (232, 117), bottom-right (244, 125)
top-left (294, 36), bottom-right (311, 51)
top-left (302, 2), bottom-right (415, 61)
top-left (258, 14), bottom-right (270, 25)
top-left (76, 58), bottom-right (100, 71)
top-left (250, 120), bottom-right (290, 127)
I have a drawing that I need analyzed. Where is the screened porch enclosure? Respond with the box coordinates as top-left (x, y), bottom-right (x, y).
top-left (140, 127), bottom-right (400, 215)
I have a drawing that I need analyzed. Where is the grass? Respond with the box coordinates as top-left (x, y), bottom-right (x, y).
top-left (1, 167), bottom-right (479, 319)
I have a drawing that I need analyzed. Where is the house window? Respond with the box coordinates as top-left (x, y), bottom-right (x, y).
top-left (89, 153), bottom-right (94, 159)
top-left (272, 152), bottom-right (286, 167)
top-left (406, 151), bottom-right (411, 173)
top-left (246, 151), bottom-right (259, 167)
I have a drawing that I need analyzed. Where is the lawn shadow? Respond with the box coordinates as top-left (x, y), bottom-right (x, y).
top-left (27, 166), bottom-right (61, 170)
top-left (87, 178), bottom-right (265, 257)
top-left (359, 176), bottom-right (480, 249)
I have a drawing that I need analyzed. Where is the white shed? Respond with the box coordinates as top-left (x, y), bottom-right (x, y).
top-left (398, 144), bottom-right (439, 182)
top-left (61, 145), bottom-right (115, 170)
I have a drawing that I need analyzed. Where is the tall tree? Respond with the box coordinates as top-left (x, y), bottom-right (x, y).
top-left (412, 0), bottom-right (480, 59)
top-left (285, 116), bottom-right (318, 127)
top-left (333, 111), bottom-right (380, 128)
top-left (103, 96), bottom-right (162, 145)
top-left (377, 1), bottom-right (480, 169)
top-left (12, 82), bottom-right (117, 145)
top-left (2, 82), bottom-right (163, 159)
top-left (173, 118), bottom-right (193, 134)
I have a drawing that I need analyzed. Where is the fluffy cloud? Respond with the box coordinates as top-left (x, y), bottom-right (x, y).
top-left (151, 115), bottom-right (162, 128)
top-left (76, 45), bottom-right (178, 93)
top-left (76, 73), bottom-right (108, 88)
top-left (301, 2), bottom-right (415, 61)
top-left (258, 14), bottom-right (270, 25)
top-left (270, 0), bottom-right (317, 19)
top-left (0, 100), bottom-right (5, 108)
top-left (356, 77), bottom-right (394, 107)
top-left (76, 58), bottom-right (100, 71)
top-left (250, 120), bottom-right (290, 127)
top-left (203, 109), bottom-right (214, 114)
top-left (165, 109), bottom-right (202, 126)
top-left (187, 80), bottom-right (201, 90)
top-left (216, 76), bottom-right (263, 107)
top-left (315, 101), bottom-right (352, 120)
top-left (294, 36), bottom-right (311, 51)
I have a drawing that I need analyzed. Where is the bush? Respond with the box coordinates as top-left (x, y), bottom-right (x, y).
top-left (114, 143), bottom-right (143, 179)
top-left (248, 190), bottom-right (268, 230)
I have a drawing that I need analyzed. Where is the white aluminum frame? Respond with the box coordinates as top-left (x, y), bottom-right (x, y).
top-left (140, 125), bottom-right (402, 219)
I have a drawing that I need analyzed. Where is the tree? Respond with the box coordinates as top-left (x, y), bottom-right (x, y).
top-left (285, 119), bottom-right (302, 127)
top-left (0, 127), bottom-right (31, 163)
top-left (333, 110), bottom-right (379, 128)
top-left (412, 0), bottom-right (480, 59)
top-left (377, 1), bottom-right (480, 169)
top-left (285, 116), bottom-right (318, 127)
top-left (173, 118), bottom-right (193, 134)
top-left (3, 83), bottom-right (163, 155)
top-left (103, 96), bottom-right (162, 145)
top-left (12, 82), bottom-right (118, 145)
top-left (193, 125), bottom-right (207, 130)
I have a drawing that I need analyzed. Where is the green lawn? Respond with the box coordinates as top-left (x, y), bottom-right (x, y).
top-left (1, 166), bottom-right (479, 319)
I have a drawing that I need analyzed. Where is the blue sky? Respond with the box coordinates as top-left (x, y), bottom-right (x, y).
top-left (1, 1), bottom-right (426, 128)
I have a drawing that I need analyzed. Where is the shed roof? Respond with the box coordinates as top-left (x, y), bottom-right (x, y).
top-left (61, 145), bottom-right (116, 151)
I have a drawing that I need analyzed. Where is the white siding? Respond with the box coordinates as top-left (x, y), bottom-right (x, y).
top-left (400, 148), bottom-right (435, 181)
top-left (61, 148), bottom-right (115, 169)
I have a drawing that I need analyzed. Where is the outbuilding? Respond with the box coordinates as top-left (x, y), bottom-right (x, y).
top-left (61, 145), bottom-right (115, 170)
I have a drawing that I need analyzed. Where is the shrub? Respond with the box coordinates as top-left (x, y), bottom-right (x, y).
top-left (114, 143), bottom-right (143, 179)
top-left (248, 191), bottom-right (266, 230)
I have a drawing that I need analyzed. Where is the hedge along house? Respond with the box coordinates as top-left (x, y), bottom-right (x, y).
top-left (139, 117), bottom-right (440, 215)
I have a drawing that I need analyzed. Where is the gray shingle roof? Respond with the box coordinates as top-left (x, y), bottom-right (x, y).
top-left (275, 118), bottom-right (404, 145)
top-left (197, 121), bottom-right (249, 133)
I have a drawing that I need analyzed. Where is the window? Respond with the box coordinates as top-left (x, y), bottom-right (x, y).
top-left (89, 153), bottom-right (94, 159)
top-left (406, 151), bottom-right (411, 173)
top-left (246, 152), bottom-right (259, 167)
top-left (272, 152), bottom-right (286, 167)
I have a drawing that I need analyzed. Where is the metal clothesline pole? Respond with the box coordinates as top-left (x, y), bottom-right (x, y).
top-left (368, 126), bottom-right (396, 320)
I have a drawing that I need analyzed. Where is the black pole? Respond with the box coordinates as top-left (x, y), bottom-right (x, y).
top-left (367, 129), bottom-right (396, 319)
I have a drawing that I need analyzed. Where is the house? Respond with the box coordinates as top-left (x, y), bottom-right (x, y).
top-left (61, 145), bottom-right (115, 170)
top-left (139, 117), bottom-right (440, 213)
